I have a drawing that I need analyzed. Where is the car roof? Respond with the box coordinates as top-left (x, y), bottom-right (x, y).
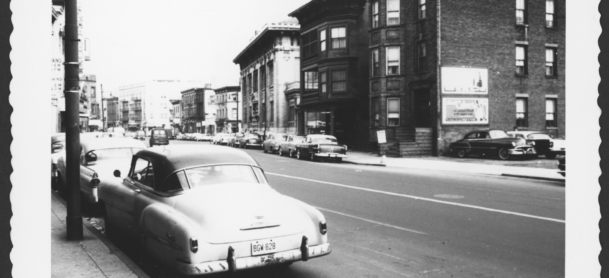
top-left (135, 145), bottom-right (259, 178)
top-left (80, 137), bottom-right (146, 152)
top-left (507, 131), bottom-right (547, 135)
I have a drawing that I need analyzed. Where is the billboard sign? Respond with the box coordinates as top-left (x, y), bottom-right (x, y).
top-left (442, 98), bottom-right (489, 124)
top-left (441, 67), bottom-right (488, 95)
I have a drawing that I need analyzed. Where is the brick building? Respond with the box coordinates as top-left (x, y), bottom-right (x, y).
top-left (214, 86), bottom-right (242, 133)
top-left (181, 88), bottom-right (206, 133)
top-left (290, 0), bottom-right (565, 156)
top-left (233, 19), bottom-right (301, 136)
top-left (104, 96), bottom-right (120, 128)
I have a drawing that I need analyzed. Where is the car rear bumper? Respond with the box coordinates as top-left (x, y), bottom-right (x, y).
top-left (314, 153), bottom-right (348, 158)
top-left (177, 243), bottom-right (331, 275)
top-left (508, 148), bottom-right (536, 156)
top-left (246, 143), bottom-right (263, 147)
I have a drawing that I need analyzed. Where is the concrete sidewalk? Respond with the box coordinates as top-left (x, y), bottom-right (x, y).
top-left (343, 151), bottom-right (565, 182)
top-left (51, 193), bottom-right (146, 278)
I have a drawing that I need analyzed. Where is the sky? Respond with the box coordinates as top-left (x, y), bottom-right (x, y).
top-left (81, 0), bottom-right (310, 93)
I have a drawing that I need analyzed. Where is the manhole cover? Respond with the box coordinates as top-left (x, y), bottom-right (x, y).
top-left (434, 194), bottom-right (464, 199)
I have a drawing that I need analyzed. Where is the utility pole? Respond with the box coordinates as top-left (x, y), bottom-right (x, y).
top-left (101, 84), bottom-right (105, 132)
top-left (63, 0), bottom-right (83, 239)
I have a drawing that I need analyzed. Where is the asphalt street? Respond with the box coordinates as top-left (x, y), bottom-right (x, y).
top-left (70, 139), bottom-right (565, 278)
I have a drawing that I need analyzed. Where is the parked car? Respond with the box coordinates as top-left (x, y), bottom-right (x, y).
top-left (277, 135), bottom-right (306, 157)
top-left (175, 133), bottom-right (186, 140)
top-left (507, 131), bottom-right (554, 157)
top-left (55, 137), bottom-right (146, 202)
top-left (449, 130), bottom-right (536, 160)
top-left (149, 128), bottom-right (169, 147)
top-left (237, 133), bottom-right (263, 149)
top-left (263, 133), bottom-right (288, 154)
top-left (211, 133), bottom-right (225, 144)
top-left (546, 138), bottom-right (566, 159)
top-left (294, 134), bottom-right (348, 162)
top-left (216, 133), bottom-right (235, 145)
top-left (97, 145), bottom-right (331, 275)
top-left (557, 156), bottom-right (565, 177)
top-left (228, 133), bottom-right (244, 147)
top-left (133, 131), bottom-right (146, 140)
top-left (193, 133), bottom-right (213, 142)
top-left (51, 133), bottom-right (66, 188)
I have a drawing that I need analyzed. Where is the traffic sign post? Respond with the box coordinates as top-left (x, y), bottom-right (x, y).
top-left (377, 130), bottom-right (387, 165)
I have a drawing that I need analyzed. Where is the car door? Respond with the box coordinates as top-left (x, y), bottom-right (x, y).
top-left (465, 132), bottom-right (482, 154)
top-left (110, 156), bottom-right (151, 238)
top-left (78, 147), bottom-right (96, 201)
top-left (475, 131), bottom-right (495, 154)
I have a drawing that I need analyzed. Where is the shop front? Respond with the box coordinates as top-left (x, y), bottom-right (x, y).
top-left (297, 106), bottom-right (358, 148)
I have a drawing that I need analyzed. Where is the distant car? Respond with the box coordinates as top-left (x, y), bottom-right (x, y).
top-left (449, 130), bottom-right (536, 160)
top-left (55, 137), bottom-right (146, 202)
top-left (228, 133), bottom-right (244, 147)
top-left (149, 128), bottom-right (169, 147)
top-left (277, 135), bottom-right (306, 157)
top-left (216, 133), bottom-right (235, 145)
top-left (294, 134), bottom-right (348, 162)
top-left (507, 131), bottom-right (554, 157)
top-left (193, 133), bottom-right (213, 142)
top-left (175, 133), bottom-right (186, 140)
top-left (237, 133), bottom-right (263, 149)
top-left (546, 138), bottom-right (566, 159)
top-left (263, 133), bottom-right (288, 154)
top-left (133, 131), bottom-right (146, 140)
top-left (97, 145), bottom-right (331, 275)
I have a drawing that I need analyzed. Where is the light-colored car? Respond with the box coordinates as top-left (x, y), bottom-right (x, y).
top-left (294, 134), bottom-right (348, 162)
top-left (237, 133), bottom-right (263, 149)
top-left (263, 133), bottom-right (288, 154)
top-left (507, 131), bottom-right (554, 157)
top-left (547, 138), bottom-right (565, 159)
top-left (55, 137), bottom-right (146, 203)
top-left (277, 135), bottom-right (306, 157)
top-left (175, 133), bottom-right (186, 140)
top-left (216, 133), bottom-right (235, 145)
top-left (98, 145), bottom-right (331, 275)
top-left (193, 133), bottom-right (213, 142)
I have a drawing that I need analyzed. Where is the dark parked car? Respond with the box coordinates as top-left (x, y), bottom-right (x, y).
top-left (237, 133), bottom-right (263, 149)
top-left (507, 131), bottom-right (554, 158)
top-left (149, 128), bottom-right (169, 146)
top-left (294, 134), bottom-right (348, 162)
top-left (449, 130), bottom-right (536, 160)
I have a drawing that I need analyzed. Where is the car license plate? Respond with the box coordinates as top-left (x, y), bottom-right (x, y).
top-left (251, 239), bottom-right (277, 256)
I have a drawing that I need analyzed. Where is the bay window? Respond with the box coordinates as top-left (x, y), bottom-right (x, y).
top-left (386, 46), bottom-right (400, 75)
top-left (387, 0), bottom-right (400, 25)
top-left (331, 27), bottom-right (346, 49)
top-left (387, 98), bottom-right (400, 126)
top-left (331, 70), bottom-right (347, 92)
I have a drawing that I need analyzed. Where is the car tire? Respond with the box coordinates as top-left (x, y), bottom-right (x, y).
top-left (289, 149), bottom-right (293, 158)
top-left (456, 149), bottom-right (467, 158)
top-left (278, 148), bottom-right (283, 156)
top-left (264, 147), bottom-right (268, 153)
top-left (546, 153), bottom-right (557, 159)
top-left (296, 150), bottom-right (302, 160)
top-left (310, 153), bottom-right (315, 161)
top-left (498, 148), bottom-right (510, 160)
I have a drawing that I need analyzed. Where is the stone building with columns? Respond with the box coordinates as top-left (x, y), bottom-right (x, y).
top-left (233, 19), bottom-right (301, 136)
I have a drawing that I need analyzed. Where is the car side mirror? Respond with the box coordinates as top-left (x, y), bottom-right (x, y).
top-left (113, 170), bottom-right (121, 178)
top-left (85, 153), bottom-right (97, 164)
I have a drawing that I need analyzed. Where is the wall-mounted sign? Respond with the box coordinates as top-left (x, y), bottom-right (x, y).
top-left (442, 98), bottom-right (489, 124)
top-left (441, 67), bottom-right (488, 95)
top-left (377, 130), bottom-right (387, 144)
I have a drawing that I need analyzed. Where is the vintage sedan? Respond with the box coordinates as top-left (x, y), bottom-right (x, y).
top-left (507, 131), bottom-right (554, 157)
top-left (55, 137), bottom-right (146, 203)
top-left (277, 135), bottom-right (306, 157)
top-left (449, 130), bottom-right (536, 160)
top-left (263, 133), bottom-right (288, 154)
top-left (216, 133), bottom-right (235, 145)
top-left (98, 145), bottom-right (331, 275)
top-left (228, 132), bottom-right (244, 147)
top-left (294, 135), bottom-right (348, 162)
top-left (237, 133), bottom-right (263, 149)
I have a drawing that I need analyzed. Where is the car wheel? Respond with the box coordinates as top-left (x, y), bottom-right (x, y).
top-left (498, 148), bottom-right (510, 160)
top-left (296, 150), bottom-right (302, 160)
top-left (263, 147), bottom-right (268, 153)
top-left (546, 153), bottom-right (557, 159)
top-left (278, 147), bottom-right (283, 156)
top-left (289, 149), bottom-right (293, 158)
top-left (310, 153), bottom-right (315, 161)
top-left (456, 149), bottom-right (467, 158)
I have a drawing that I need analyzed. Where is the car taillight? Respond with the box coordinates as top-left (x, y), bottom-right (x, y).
top-left (190, 237), bottom-right (198, 253)
top-left (319, 221), bottom-right (327, 235)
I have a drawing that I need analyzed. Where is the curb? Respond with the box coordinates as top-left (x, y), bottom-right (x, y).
top-left (500, 173), bottom-right (566, 184)
top-left (342, 160), bottom-right (386, 167)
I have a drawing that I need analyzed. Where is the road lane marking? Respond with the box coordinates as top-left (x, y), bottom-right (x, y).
top-left (316, 207), bottom-right (426, 235)
top-left (267, 172), bottom-right (565, 224)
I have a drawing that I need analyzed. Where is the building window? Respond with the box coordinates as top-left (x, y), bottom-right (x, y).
top-left (372, 97), bottom-right (380, 126)
top-left (320, 29), bottom-right (327, 51)
top-left (515, 45), bottom-right (527, 75)
top-left (304, 71), bottom-right (318, 89)
top-left (331, 27), bottom-right (346, 49)
top-left (261, 67), bottom-right (266, 89)
top-left (545, 48), bottom-right (557, 77)
top-left (546, 0), bottom-right (555, 28)
top-left (270, 101), bottom-right (274, 120)
top-left (516, 98), bottom-right (528, 127)
top-left (253, 70), bottom-right (258, 92)
top-left (372, 1), bottom-right (379, 28)
top-left (302, 31), bottom-right (318, 58)
top-left (418, 0), bottom-right (426, 20)
top-left (387, 98), bottom-right (400, 126)
top-left (386, 46), bottom-right (400, 75)
top-left (331, 70), bottom-right (347, 92)
top-left (546, 99), bottom-right (557, 127)
top-left (320, 72), bottom-right (327, 94)
top-left (416, 42), bottom-right (427, 72)
top-left (387, 0), bottom-right (400, 25)
top-left (268, 63), bottom-right (274, 86)
top-left (516, 0), bottom-right (527, 25)
top-left (371, 48), bottom-right (379, 76)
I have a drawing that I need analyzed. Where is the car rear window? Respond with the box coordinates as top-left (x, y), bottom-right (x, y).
top-left (184, 165), bottom-right (260, 188)
top-left (153, 130), bottom-right (166, 136)
top-left (312, 137), bottom-right (337, 143)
